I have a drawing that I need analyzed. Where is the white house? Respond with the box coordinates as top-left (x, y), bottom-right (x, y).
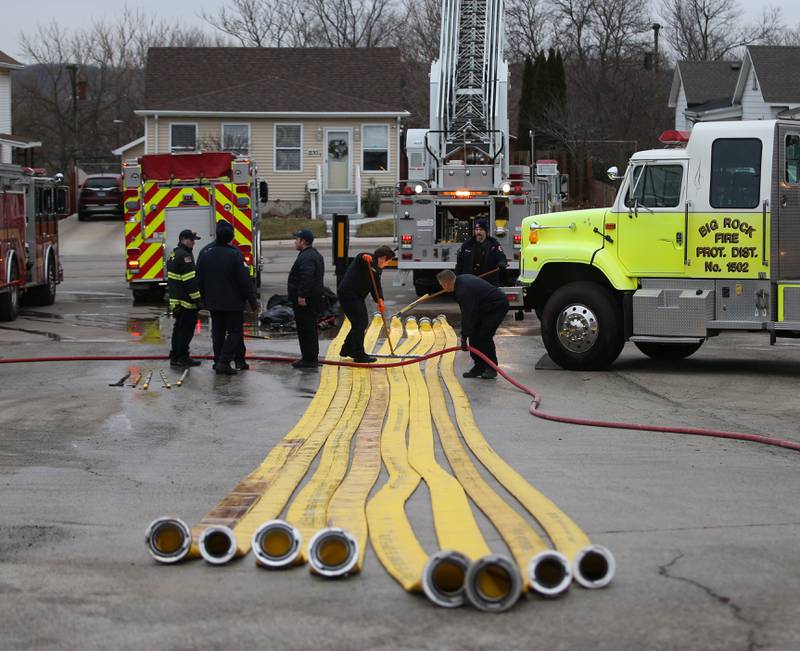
top-left (0, 50), bottom-right (38, 165)
top-left (668, 46), bottom-right (800, 129)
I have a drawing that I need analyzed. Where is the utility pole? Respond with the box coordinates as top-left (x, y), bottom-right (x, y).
top-left (65, 64), bottom-right (79, 214)
top-left (652, 23), bottom-right (661, 72)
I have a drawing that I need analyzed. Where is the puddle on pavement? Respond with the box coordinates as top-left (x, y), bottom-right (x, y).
top-left (0, 324), bottom-right (64, 341)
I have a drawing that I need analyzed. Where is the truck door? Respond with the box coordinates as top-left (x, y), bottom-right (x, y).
top-left (615, 162), bottom-right (686, 276)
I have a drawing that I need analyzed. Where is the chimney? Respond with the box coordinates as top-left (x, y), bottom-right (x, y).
top-left (652, 23), bottom-right (662, 72)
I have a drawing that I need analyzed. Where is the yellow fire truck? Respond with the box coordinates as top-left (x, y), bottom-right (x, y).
top-left (516, 120), bottom-right (800, 370)
top-left (121, 152), bottom-right (267, 302)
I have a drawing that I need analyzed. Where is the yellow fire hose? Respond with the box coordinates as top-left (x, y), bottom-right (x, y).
top-left (238, 320), bottom-right (382, 568)
top-left (408, 319), bottom-right (502, 609)
top-left (282, 319), bottom-right (383, 565)
top-left (429, 318), bottom-right (570, 604)
top-left (307, 318), bottom-right (398, 577)
top-left (437, 318), bottom-right (616, 589)
top-left (144, 322), bottom-right (351, 564)
top-left (366, 317), bottom-right (430, 592)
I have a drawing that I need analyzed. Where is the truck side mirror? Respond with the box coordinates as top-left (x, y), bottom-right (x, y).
top-left (259, 181), bottom-right (268, 203)
top-left (606, 166), bottom-right (621, 181)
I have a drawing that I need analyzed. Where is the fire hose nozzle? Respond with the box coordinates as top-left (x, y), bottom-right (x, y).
top-left (572, 544), bottom-right (616, 589)
top-left (465, 554), bottom-right (523, 613)
top-left (528, 549), bottom-right (572, 597)
top-left (307, 527), bottom-right (359, 578)
top-left (422, 550), bottom-right (470, 608)
top-left (251, 520), bottom-right (302, 569)
top-left (198, 525), bottom-right (238, 565)
top-left (144, 517), bottom-right (192, 564)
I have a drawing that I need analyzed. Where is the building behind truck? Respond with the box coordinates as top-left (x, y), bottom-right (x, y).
top-left (394, 0), bottom-right (561, 297)
top-left (122, 152), bottom-right (267, 302)
top-left (516, 119), bottom-right (800, 370)
top-left (0, 165), bottom-right (70, 321)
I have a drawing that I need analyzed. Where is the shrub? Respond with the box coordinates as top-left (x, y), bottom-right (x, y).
top-left (363, 187), bottom-right (382, 217)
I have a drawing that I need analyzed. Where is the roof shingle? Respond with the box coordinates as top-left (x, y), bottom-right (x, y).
top-left (678, 60), bottom-right (741, 106)
top-left (143, 47), bottom-right (408, 113)
top-left (748, 46), bottom-right (800, 103)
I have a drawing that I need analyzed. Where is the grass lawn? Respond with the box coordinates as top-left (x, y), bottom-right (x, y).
top-left (260, 217), bottom-right (328, 240)
top-left (355, 218), bottom-right (395, 237)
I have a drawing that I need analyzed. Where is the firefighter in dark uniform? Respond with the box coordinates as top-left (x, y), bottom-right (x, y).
top-left (337, 245), bottom-right (395, 363)
top-left (167, 229), bottom-right (202, 368)
top-left (436, 269), bottom-right (509, 379)
top-left (287, 229), bottom-right (325, 369)
top-left (454, 218), bottom-right (507, 286)
top-left (196, 220), bottom-right (258, 375)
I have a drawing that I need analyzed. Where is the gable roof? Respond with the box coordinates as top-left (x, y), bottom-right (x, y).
top-left (674, 61), bottom-right (741, 107)
top-left (142, 47), bottom-right (409, 115)
top-left (746, 46), bottom-right (800, 103)
top-left (0, 50), bottom-right (24, 70)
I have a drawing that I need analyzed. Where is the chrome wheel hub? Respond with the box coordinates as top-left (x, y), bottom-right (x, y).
top-left (556, 303), bottom-right (598, 353)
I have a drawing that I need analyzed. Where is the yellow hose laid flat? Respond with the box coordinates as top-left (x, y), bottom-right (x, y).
top-left (308, 318), bottom-right (398, 576)
top-left (366, 317), bottom-right (429, 592)
top-left (429, 319), bottom-right (567, 598)
top-left (409, 320), bottom-right (498, 607)
top-left (200, 322), bottom-right (365, 563)
top-left (284, 318), bottom-right (383, 564)
top-left (145, 322), bottom-right (350, 563)
top-left (437, 318), bottom-right (597, 567)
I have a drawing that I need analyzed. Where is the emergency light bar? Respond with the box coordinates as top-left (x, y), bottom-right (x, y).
top-left (658, 130), bottom-right (690, 146)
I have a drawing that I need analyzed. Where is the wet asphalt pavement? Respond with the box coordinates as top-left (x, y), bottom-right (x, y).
top-left (2, 215), bottom-right (800, 650)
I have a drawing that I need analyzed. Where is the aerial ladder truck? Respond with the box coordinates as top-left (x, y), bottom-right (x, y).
top-left (395, 0), bottom-right (560, 296)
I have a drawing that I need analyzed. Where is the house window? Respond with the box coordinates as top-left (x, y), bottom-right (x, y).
top-left (222, 124), bottom-right (250, 155)
top-left (170, 124), bottom-right (197, 152)
top-left (275, 124), bottom-right (302, 172)
top-left (362, 125), bottom-right (389, 172)
top-left (787, 135), bottom-right (800, 184)
top-left (710, 138), bottom-right (762, 209)
top-left (624, 165), bottom-right (683, 208)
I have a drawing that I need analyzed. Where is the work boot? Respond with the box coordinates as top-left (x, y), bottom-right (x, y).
top-left (236, 361), bottom-right (250, 370)
top-left (170, 358), bottom-right (188, 369)
top-left (351, 354), bottom-right (377, 364)
top-left (462, 366), bottom-right (483, 378)
top-left (480, 368), bottom-right (497, 380)
top-left (215, 362), bottom-right (237, 375)
top-left (185, 357), bottom-right (202, 367)
top-left (292, 359), bottom-right (319, 369)
top-left (338, 345), bottom-right (354, 358)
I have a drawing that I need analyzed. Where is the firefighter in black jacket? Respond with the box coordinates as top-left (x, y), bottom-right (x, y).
top-left (196, 220), bottom-right (258, 375)
top-left (287, 229), bottom-right (325, 369)
top-left (454, 218), bottom-right (507, 286)
top-left (337, 245), bottom-right (395, 363)
top-left (436, 269), bottom-right (509, 379)
top-left (167, 229), bottom-right (202, 368)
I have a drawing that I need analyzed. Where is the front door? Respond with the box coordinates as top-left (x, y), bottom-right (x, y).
top-left (614, 162), bottom-right (687, 276)
top-left (326, 130), bottom-right (351, 192)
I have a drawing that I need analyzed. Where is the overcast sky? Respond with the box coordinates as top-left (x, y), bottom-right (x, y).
top-left (3, 0), bottom-right (800, 62)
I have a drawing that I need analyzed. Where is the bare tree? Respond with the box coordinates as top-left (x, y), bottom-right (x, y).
top-left (505, 0), bottom-right (552, 60)
top-left (551, 0), bottom-right (595, 62)
top-left (590, 0), bottom-right (651, 66)
top-left (659, 0), bottom-right (783, 61)
top-left (395, 0), bottom-right (440, 62)
top-left (200, 0), bottom-right (301, 47)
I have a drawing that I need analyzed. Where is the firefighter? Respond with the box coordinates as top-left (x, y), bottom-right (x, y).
top-left (436, 269), bottom-right (509, 379)
top-left (196, 220), bottom-right (258, 375)
top-left (167, 229), bottom-right (202, 368)
top-left (287, 229), bottom-right (325, 369)
top-left (337, 245), bottom-right (395, 363)
top-left (454, 218), bottom-right (507, 286)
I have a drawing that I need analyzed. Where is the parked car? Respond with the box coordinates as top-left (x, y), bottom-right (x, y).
top-left (78, 174), bottom-right (122, 221)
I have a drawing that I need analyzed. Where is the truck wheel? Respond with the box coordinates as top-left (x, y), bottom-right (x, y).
top-left (0, 264), bottom-right (20, 321)
top-left (25, 255), bottom-right (57, 306)
top-left (413, 271), bottom-right (437, 297)
top-left (634, 341), bottom-right (703, 360)
top-left (541, 282), bottom-right (623, 370)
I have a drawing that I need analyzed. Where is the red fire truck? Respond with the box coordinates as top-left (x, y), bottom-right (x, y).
top-left (121, 152), bottom-right (267, 302)
top-left (0, 164), bottom-right (69, 321)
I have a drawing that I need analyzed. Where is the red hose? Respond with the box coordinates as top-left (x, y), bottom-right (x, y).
top-left (2, 347), bottom-right (798, 453)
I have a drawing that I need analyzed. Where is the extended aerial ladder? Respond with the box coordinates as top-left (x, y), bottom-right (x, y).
top-left (396, 0), bottom-right (556, 296)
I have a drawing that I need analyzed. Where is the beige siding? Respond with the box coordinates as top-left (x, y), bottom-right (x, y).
top-left (145, 116), bottom-right (399, 202)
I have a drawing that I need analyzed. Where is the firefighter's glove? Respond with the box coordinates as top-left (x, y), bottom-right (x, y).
top-left (363, 254), bottom-right (373, 264)
top-left (498, 258), bottom-right (508, 270)
top-left (377, 298), bottom-right (385, 314)
top-left (460, 337), bottom-right (469, 351)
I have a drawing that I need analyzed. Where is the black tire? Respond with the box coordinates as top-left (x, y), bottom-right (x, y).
top-left (412, 271), bottom-right (437, 298)
top-left (634, 341), bottom-right (703, 360)
top-left (25, 254), bottom-right (57, 306)
top-left (541, 281), bottom-right (624, 370)
top-left (78, 212), bottom-right (88, 222)
top-left (0, 262), bottom-right (20, 322)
